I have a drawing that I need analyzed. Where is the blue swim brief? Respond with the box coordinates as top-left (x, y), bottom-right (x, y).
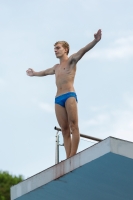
top-left (55, 92), bottom-right (78, 107)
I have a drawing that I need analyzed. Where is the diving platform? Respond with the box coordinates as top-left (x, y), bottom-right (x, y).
top-left (11, 137), bottom-right (133, 200)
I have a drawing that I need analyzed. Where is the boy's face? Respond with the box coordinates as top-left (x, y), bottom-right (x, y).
top-left (54, 43), bottom-right (67, 58)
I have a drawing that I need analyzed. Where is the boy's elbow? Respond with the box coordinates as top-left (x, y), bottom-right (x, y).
top-left (70, 49), bottom-right (86, 63)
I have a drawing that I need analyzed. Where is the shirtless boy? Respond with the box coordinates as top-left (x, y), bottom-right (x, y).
top-left (26, 29), bottom-right (102, 158)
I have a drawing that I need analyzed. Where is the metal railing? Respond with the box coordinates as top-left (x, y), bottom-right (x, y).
top-left (54, 126), bottom-right (102, 164)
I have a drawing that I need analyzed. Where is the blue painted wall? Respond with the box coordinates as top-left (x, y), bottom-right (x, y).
top-left (16, 153), bottom-right (133, 200)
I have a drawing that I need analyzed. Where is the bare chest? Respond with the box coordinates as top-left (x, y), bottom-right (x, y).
top-left (55, 64), bottom-right (76, 77)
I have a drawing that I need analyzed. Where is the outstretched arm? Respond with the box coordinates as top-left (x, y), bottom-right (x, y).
top-left (26, 66), bottom-right (55, 77)
top-left (70, 29), bottom-right (102, 63)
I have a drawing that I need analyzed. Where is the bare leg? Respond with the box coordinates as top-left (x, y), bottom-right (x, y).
top-left (55, 104), bottom-right (71, 158)
top-left (65, 97), bottom-right (80, 157)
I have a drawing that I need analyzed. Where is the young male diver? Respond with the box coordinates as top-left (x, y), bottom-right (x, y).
top-left (26, 29), bottom-right (102, 158)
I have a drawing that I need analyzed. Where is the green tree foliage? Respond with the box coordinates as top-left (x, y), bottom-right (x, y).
top-left (0, 171), bottom-right (23, 200)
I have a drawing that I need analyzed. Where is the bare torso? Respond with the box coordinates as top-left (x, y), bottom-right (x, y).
top-left (55, 60), bottom-right (76, 97)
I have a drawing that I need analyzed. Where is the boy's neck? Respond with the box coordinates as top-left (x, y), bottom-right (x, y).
top-left (59, 55), bottom-right (68, 64)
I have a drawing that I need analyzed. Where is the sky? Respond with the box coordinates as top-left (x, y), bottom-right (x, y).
top-left (0, 0), bottom-right (133, 179)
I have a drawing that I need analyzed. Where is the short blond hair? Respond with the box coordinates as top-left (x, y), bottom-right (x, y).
top-left (54, 41), bottom-right (70, 55)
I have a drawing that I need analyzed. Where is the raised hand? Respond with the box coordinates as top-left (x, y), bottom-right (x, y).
top-left (94, 29), bottom-right (102, 42)
top-left (26, 68), bottom-right (35, 76)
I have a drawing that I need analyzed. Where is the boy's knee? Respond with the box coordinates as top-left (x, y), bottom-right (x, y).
top-left (61, 125), bottom-right (70, 136)
top-left (61, 124), bottom-right (69, 132)
top-left (69, 121), bottom-right (79, 132)
top-left (61, 126), bottom-right (70, 138)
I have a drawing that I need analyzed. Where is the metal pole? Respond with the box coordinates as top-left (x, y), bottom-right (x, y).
top-left (55, 131), bottom-right (59, 164)
top-left (54, 126), bottom-right (102, 142)
top-left (79, 133), bottom-right (102, 142)
top-left (54, 126), bottom-right (102, 164)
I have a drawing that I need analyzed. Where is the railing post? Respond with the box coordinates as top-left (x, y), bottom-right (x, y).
top-left (55, 131), bottom-right (59, 164)
top-left (54, 126), bottom-right (102, 164)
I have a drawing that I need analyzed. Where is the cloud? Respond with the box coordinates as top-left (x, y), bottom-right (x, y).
top-left (81, 113), bottom-right (110, 127)
top-left (80, 92), bottom-right (133, 142)
top-left (30, 98), bottom-right (55, 113)
top-left (123, 92), bottom-right (133, 108)
top-left (110, 110), bottom-right (133, 141)
top-left (0, 78), bottom-right (5, 85)
top-left (114, 36), bottom-right (133, 45)
top-left (90, 105), bottom-right (108, 112)
top-left (81, 110), bottom-right (133, 142)
top-left (0, 78), bottom-right (6, 89)
top-left (39, 102), bottom-right (54, 113)
top-left (84, 35), bottom-right (133, 60)
top-left (110, 93), bottom-right (133, 141)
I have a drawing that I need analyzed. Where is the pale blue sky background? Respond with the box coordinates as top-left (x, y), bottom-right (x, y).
top-left (0, 0), bottom-right (133, 178)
